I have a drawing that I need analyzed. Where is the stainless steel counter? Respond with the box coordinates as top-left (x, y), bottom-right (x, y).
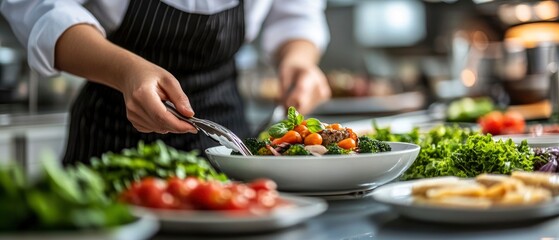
top-left (153, 197), bottom-right (559, 240)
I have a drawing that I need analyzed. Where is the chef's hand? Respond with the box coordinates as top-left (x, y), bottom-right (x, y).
top-left (276, 40), bottom-right (331, 115)
top-left (279, 63), bottom-right (330, 115)
top-left (54, 24), bottom-right (197, 134)
top-left (120, 61), bottom-right (198, 134)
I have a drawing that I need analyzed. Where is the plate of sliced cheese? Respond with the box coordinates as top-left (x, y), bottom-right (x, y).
top-left (371, 171), bottom-right (559, 224)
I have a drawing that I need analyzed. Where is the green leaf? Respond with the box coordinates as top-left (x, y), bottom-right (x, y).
top-left (305, 118), bottom-right (324, 133)
top-left (268, 122), bottom-right (289, 138)
top-left (287, 106), bottom-right (303, 126)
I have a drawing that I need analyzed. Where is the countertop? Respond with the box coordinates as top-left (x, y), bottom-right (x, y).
top-left (153, 197), bottom-right (559, 240)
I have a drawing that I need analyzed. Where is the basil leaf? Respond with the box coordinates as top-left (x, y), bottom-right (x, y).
top-left (287, 106), bottom-right (303, 126)
top-left (268, 122), bottom-right (289, 138)
top-left (305, 118), bottom-right (324, 133)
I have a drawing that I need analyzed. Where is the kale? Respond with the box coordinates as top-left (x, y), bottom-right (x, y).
top-left (369, 123), bottom-right (538, 180)
top-left (283, 144), bottom-right (311, 156)
top-left (357, 136), bottom-right (391, 153)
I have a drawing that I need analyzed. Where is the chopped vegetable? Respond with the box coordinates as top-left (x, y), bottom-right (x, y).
top-left (244, 106), bottom-right (391, 156)
top-left (369, 123), bottom-right (538, 180)
top-left (243, 138), bottom-right (269, 155)
top-left (283, 144), bottom-right (311, 156)
top-left (0, 157), bottom-right (134, 231)
top-left (90, 140), bottom-right (227, 196)
top-left (357, 136), bottom-right (391, 153)
top-left (325, 143), bottom-right (350, 155)
top-left (446, 97), bottom-right (494, 122)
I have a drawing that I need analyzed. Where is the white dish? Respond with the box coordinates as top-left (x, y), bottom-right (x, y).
top-left (493, 134), bottom-right (559, 148)
top-left (206, 142), bottom-right (420, 192)
top-left (0, 214), bottom-right (159, 240)
top-left (371, 179), bottom-right (559, 224)
top-left (130, 194), bottom-right (327, 234)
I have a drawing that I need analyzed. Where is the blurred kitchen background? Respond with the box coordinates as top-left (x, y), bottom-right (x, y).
top-left (0, 0), bottom-right (558, 174)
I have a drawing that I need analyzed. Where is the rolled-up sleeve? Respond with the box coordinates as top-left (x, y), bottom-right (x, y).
top-left (261, 0), bottom-right (330, 59)
top-left (1, 0), bottom-right (106, 77)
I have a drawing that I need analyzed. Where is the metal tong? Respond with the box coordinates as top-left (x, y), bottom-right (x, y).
top-left (162, 100), bottom-right (253, 156)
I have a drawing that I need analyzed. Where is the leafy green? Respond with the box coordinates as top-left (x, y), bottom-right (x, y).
top-left (0, 157), bottom-right (134, 231)
top-left (368, 123), bottom-right (538, 180)
top-left (287, 106), bottom-right (304, 126)
top-left (357, 136), bottom-right (391, 153)
top-left (306, 118), bottom-right (324, 133)
top-left (268, 122), bottom-right (289, 138)
top-left (325, 143), bottom-right (351, 155)
top-left (284, 144), bottom-right (311, 155)
top-left (267, 106), bottom-right (324, 137)
top-left (241, 138), bottom-right (269, 155)
top-left (90, 140), bottom-right (227, 196)
top-left (446, 97), bottom-right (494, 122)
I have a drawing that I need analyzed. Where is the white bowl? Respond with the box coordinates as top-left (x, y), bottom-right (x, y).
top-left (205, 142), bottom-right (420, 193)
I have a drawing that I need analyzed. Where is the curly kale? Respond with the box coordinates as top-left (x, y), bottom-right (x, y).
top-left (283, 144), bottom-right (311, 156)
top-left (357, 136), bottom-right (391, 153)
top-left (325, 143), bottom-right (350, 155)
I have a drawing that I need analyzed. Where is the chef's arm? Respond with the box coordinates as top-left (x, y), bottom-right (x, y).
top-left (55, 24), bottom-right (196, 134)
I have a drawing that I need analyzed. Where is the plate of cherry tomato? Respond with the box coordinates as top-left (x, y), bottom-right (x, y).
top-left (121, 177), bottom-right (327, 233)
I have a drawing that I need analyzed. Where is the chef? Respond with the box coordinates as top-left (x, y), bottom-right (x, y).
top-left (0, 0), bottom-right (331, 164)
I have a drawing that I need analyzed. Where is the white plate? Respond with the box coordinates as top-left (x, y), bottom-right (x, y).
top-left (493, 134), bottom-right (559, 148)
top-left (0, 214), bottom-right (159, 240)
top-left (371, 179), bottom-right (559, 224)
top-left (206, 142), bottom-right (420, 192)
top-left (130, 194), bottom-right (327, 234)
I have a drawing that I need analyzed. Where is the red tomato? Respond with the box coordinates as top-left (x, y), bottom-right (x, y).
top-left (249, 178), bottom-right (277, 192)
top-left (190, 181), bottom-right (231, 210)
top-left (227, 183), bottom-right (256, 199)
top-left (253, 190), bottom-right (279, 208)
top-left (135, 178), bottom-right (167, 208)
top-left (223, 194), bottom-right (250, 210)
top-left (502, 111), bottom-right (526, 134)
top-left (166, 177), bottom-right (200, 199)
top-left (478, 111), bottom-right (504, 135)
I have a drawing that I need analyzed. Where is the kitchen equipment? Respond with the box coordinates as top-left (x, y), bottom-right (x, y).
top-left (163, 100), bottom-right (252, 156)
top-left (0, 46), bottom-right (23, 90)
top-left (497, 41), bottom-right (558, 105)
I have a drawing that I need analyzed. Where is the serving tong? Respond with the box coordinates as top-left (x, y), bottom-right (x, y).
top-left (162, 100), bottom-right (253, 156)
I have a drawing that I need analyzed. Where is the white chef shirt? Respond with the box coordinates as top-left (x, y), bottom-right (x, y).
top-left (0, 0), bottom-right (329, 77)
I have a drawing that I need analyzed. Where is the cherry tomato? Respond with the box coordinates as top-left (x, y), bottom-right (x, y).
top-left (347, 128), bottom-right (358, 141)
top-left (502, 111), bottom-right (526, 134)
top-left (166, 177), bottom-right (199, 199)
top-left (254, 190), bottom-right (279, 208)
top-left (223, 194), bottom-right (250, 210)
top-left (293, 125), bottom-right (310, 138)
top-left (227, 183), bottom-right (256, 199)
top-left (337, 138), bottom-right (356, 150)
top-left (304, 132), bottom-right (323, 145)
top-left (249, 178), bottom-right (277, 191)
top-left (478, 111), bottom-right (504, 135)
top-left (271, 130), bottom-right (302, 145)
top-left (135, 178), bottom-right (167, 207)
top-left (328, 123), bottom-right (342, 130)
top-left (190, 181), bottom-right (231, 210)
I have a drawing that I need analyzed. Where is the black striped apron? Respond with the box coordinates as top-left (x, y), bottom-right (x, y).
top-left (63, 0), bottom-right (248, 164)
